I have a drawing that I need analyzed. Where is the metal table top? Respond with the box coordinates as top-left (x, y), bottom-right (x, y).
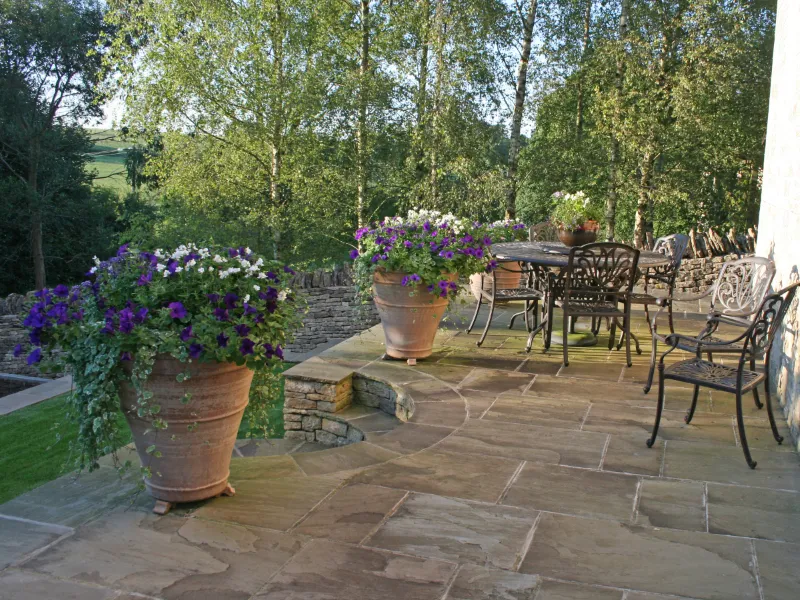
top-left (491, 241), bottom-right (670, 268)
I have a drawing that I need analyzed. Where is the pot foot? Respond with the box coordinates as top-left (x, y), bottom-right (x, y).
top-left (220, 483), bottom-right (236, 497)
top-left (152, 500), bottom-right (174, 515)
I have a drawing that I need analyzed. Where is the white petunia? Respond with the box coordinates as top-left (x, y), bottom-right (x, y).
top-left (253, 284), bottom-right (260, 291)
top-left (257, 272), bottom-right (267, 279)
top-left (198, 267), bottom-right (205, 274)
top-left (244, 294), bottom-right (250, 303)
top-left (186, 259), bottom-right (196, 268)
top-left (89, 266), bottom-right (97, 274)
top-left (278, 290), bottom-right (287, 301)
top-left (156, 263), bottom-right (166, 272)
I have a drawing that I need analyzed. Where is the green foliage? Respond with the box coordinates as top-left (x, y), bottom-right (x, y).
top-left (18, 243), bottom-right (304, 471)
top-left (549, 191), bottom-right (603, 231)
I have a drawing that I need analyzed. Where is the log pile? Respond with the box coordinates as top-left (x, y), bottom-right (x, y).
top-left (683, 226), bottom-right (756, 258)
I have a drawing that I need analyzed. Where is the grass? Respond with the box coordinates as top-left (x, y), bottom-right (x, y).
top-left (0, 364), bottom-right (293, 505)
top-left (86, 129), bottom-right (130, 193)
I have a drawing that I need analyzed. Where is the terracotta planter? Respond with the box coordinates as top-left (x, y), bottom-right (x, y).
top-left (557, 229), bottom-right (598, 247)
top-left (469, 261), bottom-right (523, 301)
top-left (120, 355), bottom-right (253, 504)
top-left (373, 271), bottom-right (456, 359)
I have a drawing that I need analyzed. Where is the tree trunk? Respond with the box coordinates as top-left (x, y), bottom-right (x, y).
top-left (356, 0), bottom-right (370, 230)
top-left (28, 141), bottom-right (45, 290)
top-left (413, 0), bottom-right (431, 204)
top-left (270, 0), bottom-right (285, 260)
top-left (606, 0), bottom-right (628, 241)
top-left (575, 0), bottom-right (592, 142)
top-left (505, 0), bottom-right (538, 220)
top-left (634, 149), bottom-right (655, 248)
top-left (429, 0), bottom-right (446, 205)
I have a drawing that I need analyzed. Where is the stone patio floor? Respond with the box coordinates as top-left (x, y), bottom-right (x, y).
top-left (1, 300), bottom-right (799, 600)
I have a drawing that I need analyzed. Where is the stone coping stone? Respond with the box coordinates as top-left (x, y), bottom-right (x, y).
top-left (283, 359), bottom-right (354, 384)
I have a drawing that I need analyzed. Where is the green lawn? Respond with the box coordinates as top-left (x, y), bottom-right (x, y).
top-left (86, 129), bottom-right (130, 193)
top-left (0, 365), bottom-right (292, 505)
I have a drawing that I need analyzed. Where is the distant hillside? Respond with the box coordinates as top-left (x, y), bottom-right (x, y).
top-left (85, 129), bottom-right (130, 193)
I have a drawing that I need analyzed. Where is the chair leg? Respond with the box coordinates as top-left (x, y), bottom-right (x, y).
top-left (543, 298), bottom-right (554, 351)
top-left (624, 313), bottom-right (632, 367)
top-left (735, 389), bottom-right (758, 469)
top-left (607, 319), bottom-right (617, 351)
top-left (647, 363), bottom-right (666, 447)
top-left (477, 295), bottom-right (496, 347)
top-left (522, 300), bottom-right (531, 332)
top-left (667, 302), bottom-right (675, 335)
top-left (643, 334), bottom-right (658, 394)
top-left (570, 316), bottom-right (577, 334)
top-left (562, 311), bottom-right (569, 366)
top-left (750, 355), bottom-right (763, 409)
top-left (467, 292), bottom-right (482, 334)
top-left (685, 385), bottom-right (700, 423)
top-left (532, 299), bottom-right (539, 330)
top-left (763, 352), bottom-right (784, 444)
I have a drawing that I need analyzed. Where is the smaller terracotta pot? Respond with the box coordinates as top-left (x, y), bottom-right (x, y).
top-left (372, 271), bottom-right (456, 359)
top-left (558, 229), bottom-right (598, 247)
top-left (469, 261), bottom-right (523, 301)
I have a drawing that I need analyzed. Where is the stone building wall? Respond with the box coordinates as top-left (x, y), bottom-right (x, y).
top-left (757, 0), bottom-right (800, 450)
top-left (284, 267), bottom-right (379, 357)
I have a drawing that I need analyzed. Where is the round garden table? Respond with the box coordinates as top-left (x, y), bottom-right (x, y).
top-left (490, 241), bottom-right (671, 348)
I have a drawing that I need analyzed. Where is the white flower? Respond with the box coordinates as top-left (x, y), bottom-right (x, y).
top-left (257, 272), bottom-right (268, 279)
top-left (278, 290), bottom-right (287, 301)
top-left (239, 259), bottom-right (251, 268)
top-left (198, 267), bottom-right (205, 274)
top-left (186, 259), bottom-right (196, 268)
top-left (156, 263), bottom-right (166, 272)
top-left (154, 249), bottom-right (164, 258)
top-left (245, 247), bottom-right (252, 254)
top-left (174, 266), bottom-right (183, 273)
top-left (93, 256), bottom-right (100, 265)
top-left (208, 266), bottom-right (215, 272)
top-left (213, 255), bottom-right (226, 263)
top-left (253, 284), bottom-right (260, 291)
top-left (163, 271), bottom-right (170, 278)
top-left (244, 294), bottom-right (250, 303)
top-left (89, 266), bottom-right (97, 274)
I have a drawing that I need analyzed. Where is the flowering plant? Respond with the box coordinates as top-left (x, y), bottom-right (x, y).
top-left (484, 219), bottom-right (529, 243)
top-left (550, 191), bottom-right (602, 231)
top-left (16, 243), bottom-right (303, 471)
top-left (351, 209), bottom-right (512, 299)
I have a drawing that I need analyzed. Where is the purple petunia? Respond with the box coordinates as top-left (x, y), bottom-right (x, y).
top-left (404, 240), bottom-right (413, 248)
top-left (234, 323), bottom-right (251, 337)
top-left (117, 244), bottom-right (130, 256)
top-left (482, 236), bottom-right (492, 246)
top-left (228, 247), bottom-right (239, 258)
top-left (264, 342), bottom-right (274, 358)
top-left (134, 307), bottom-right (148, 324)
top-left (349, 249), bottom-right (359, 259)
top-left (168, 302), bottom-right (187, 319)
top-left (486, 259), bottom-right (498, 272)
top-left (206, 293), bottom-right (220, 304)
top-left (53, 284), bottom-right (69, 298)
top-left (189, 343), bottom-right (204, 359)
top-left (410, 273), bottom-right (421, 283)
top-left (213, 307), bottom-right (230, 321)
top-left (137, 271), bottom-right (153, 286)
top-left (240, 338), bottom-right (255, 355)
top-left (216, 332), bottom-right (229, 347)
top-left (180, 326), bottom-right (193, 341)
top-left (166, 259), bottom-right (179, 274)
top-left (120, 351), bottom-right (132, 362)
top-left (371, 254), bottom-right (380, 263)
top-left (275, 345), bottom-right (284, 360)
top-left (27, 348), bottom-right (42, 365)
top-left (223, 293), bottom-right (239, 310)
top-left (13, 343), bottom-right (23, 357)
top-left (401, 276), bottom-right (410, 286)
top-left (243, 302), bottom-right (258, 315)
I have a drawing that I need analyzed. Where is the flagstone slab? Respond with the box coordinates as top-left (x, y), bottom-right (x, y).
top-left (235, 438), bottom-right (304, 457)
top-left (22, 511), bottom-right (303, 599)
top-left (349, 449), bottom-right (522, 503)
top-left (291, 442), bottom-right (400, 476)
top-left (501, 463), bottom-right (638, 522)
top-left (458, 369), bottom-right (534, 393)
top-left (348, 410), bottom-right (402, 433)
top-left (707, 484), bottom-right (800, 542)
top-left (754, 539), bottom-right (800, 600)
top-left (634, 479), bottom-right (705, 531)
top-left (526, 375), bottom-right (696, 408)
top-left (0, 466), bottom-right (142, 528)
top-left (408, 401), bottom-right (467, 428)
top-left (367, 493), bottom-right (538, 569)
top-left (444, 564), bottom-right (539, 600)
top-left (0, 518), bottom-right (68, 570)
top-left (412, 363), bottom-right (475, 386)
top-left (254, 538), bottom-right (456, 599)
top-left (367, 423), bottom-right (455, 454)
top-left (0, 569), bottom-right (117, 600)
top-left (458, 391), bottom-right (496, 418)
top-left (192, 475), bottom-right (343, 530)
top-left (517, 358), bottom-right (563, 376)
top-left (534, 579), bottom-right (623, 600)
top-left (293, 483), bottom-right (407, 544)
top-left (403, 378), bottom-right (464, 402)
top-left (229, 455), bottom-right (304, 481)
top-left (482, 394), bottom-right (590, 430)
top-left (601, 433), bottom-right (664, 476)
top-left (519, 513), bottom-right (759, 600)
top-left (437, 418), bottom-right (608, 468)
top-left (557, 360), bottom-right (624, 382)
top-left (663, 441), bottom-right (800, 491)
top-left (437, 354), bottom-right (526, 371)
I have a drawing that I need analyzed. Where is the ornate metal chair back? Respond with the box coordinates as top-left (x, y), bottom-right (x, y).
top-left (564, 243), bottom-right (640, 302)
top-left (744, 282), bottom-right (799, 359)
top-left (710, 257), bottom-right (776, 318)
top-left (648, 233), bottom-right (690, 287)
top-left (529, 221), bottom-right (560, 242)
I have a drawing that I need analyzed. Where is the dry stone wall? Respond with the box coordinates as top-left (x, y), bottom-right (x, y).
top-left (673, 254), bottom-right (742, 294)
top-left (0, 293), bottom-right (58, 379)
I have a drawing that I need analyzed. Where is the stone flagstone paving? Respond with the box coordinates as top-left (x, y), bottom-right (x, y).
top-left (1, 301), bottom-right (799, 599)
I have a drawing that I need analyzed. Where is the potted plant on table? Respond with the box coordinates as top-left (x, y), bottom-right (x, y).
top-left (351, 209), bottom-right (494, 359)
top-left (16, 243), bottom-right (302, 513)
top-left (469, 219), bottom-right (529, 300)
top-left (551, 191), bottom-right (602, 246)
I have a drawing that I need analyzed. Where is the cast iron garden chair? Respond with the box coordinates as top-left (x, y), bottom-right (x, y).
top-left (542, 242), bottom-right (640, 367)
top-left (643, 256), bottom-right (776, 394)
top-left (646, 282), bottom-right (799, 469)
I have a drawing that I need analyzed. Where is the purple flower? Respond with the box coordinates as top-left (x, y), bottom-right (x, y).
top-left (439, 250), bottom-right (454, 259)
top-left (401, 276), bottom-right (410, 286)
top-left (264, 342), bottom-right (274, 358)
top-left (134, 307), bottom-right (148, 323)
top-left (216, 332), bottom-right (229, 347)
top-left (166, 259), bottom-right (179, 274)
top-left (371, 254), bottom-right (380, 263)
top-left (486, 259), bottom-right (498, 272)
top-left (118, 310), bottom-right (135, 334)
top-left (448, 281), bottom-right (458, 290)
top-left (27, 348), bottom-right (42, 365)
top-left (258, 287), bottom-right (278, 301)
top-left (404, 240), bottom-right (413, 248)
top-left (423, 221), bottom-right (432, 232)
top-left (240, 338), bottom-right (255, 355)
top-left (437, 280), bottom-right (450, 289)
top-left (120, 351), bottom-right (132, 362)
top-left (275, 345), bottom-right (284, 360)
top-left (228, 247), bottom-right (239, 258)
top-left (349, 249), bottom-right (359, 259)
top-left (243, 302), bottom-right (258, 315)
top-left (53, 284), bottom-right (69, 297)
top-left (137, 271), bottom-right (153, 286)
top-left (234, 323), bottom-right (251, 337)
top-left (206, 293), bottom-right (220, 304)
top-left (139, 251), bottom-right (158, 266)
top-left (101, 318), bottom-right (116, 335)
top-left (354, 227), bottom-right (369, 240)
top-left (29, 329), bottom-right (42, 346)
top-left (189, 343), bottom-right (204, 359)
top-left (180, 326), bottom-right (193, 341)
top-left (117, 244), bottom-right (130, 256)
top-left (474, 248), bottom-right (484, 258)
top-left (410, 273), bottom-right (421, 282)
top-left (265, 271), bottom-right (278, 281)
top-left (223, 293), bottom-right (239, 310)
top-left (253, 312), bottom-right (265, 324)
top-left (13, 343), bottom-right (23, 357)
top-left (482, 237), bottom-right (492, 246)
top-left (168, 302), bottom-right (187, 319)
top-left (213, 308), bottom-right (230, 321)
top-left (461, 234), bottom-right (473, 243)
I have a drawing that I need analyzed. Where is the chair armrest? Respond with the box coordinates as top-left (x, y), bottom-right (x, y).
top-left (671, 286), bottom-right (714, 303)
top-left (664, 329), bottom-right (749, 350)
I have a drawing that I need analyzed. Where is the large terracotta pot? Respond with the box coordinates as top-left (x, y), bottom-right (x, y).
top-left (558, 229), bottom-right (598, 247)
top-left (120, 355), bottom-right (253, 504)
top-left (469, 260), bottom-right (523, 301)
top-left (373, 271), bottom-right (456, 359)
